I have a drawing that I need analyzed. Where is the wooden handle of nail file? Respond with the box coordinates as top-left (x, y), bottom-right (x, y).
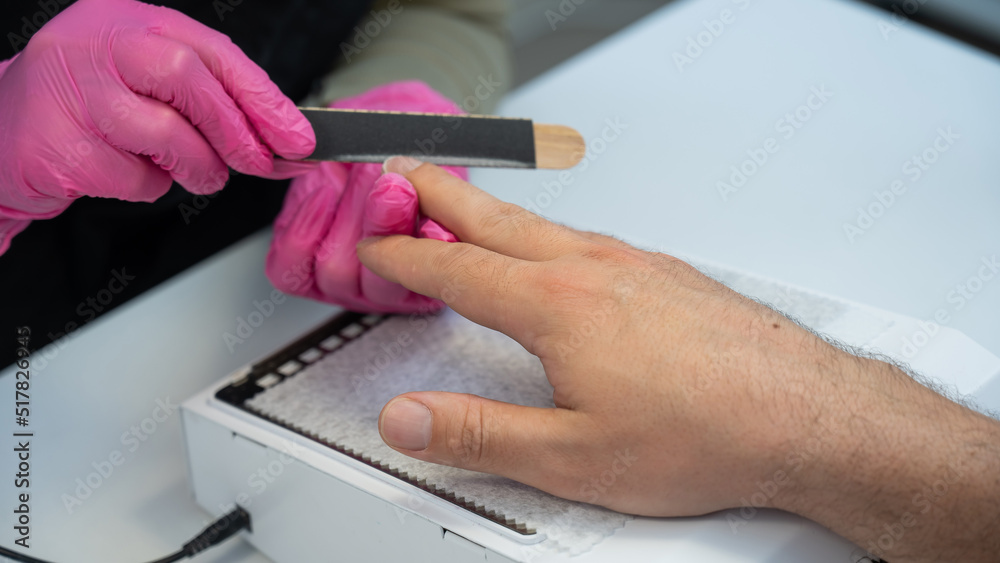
top-left (296, 107), bottom-right (586, 170)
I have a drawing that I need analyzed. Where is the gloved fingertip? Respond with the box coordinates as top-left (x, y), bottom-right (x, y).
top-left (264, 252), bottom-right (295, 294)
top-left (441, 165), bottom-right (469, 182)
top-left (365, 175), bottom-right (418, 232)
top-left (262, 159), bottom-right (321, 180)
top-left (230, 147), bottom-right (274, 177)
top-left (372, 173), bottom-right (416, 203)
top-left (256, 144), bottom-right (276, 172)
top-left (204, 167), bottom-right (231, 194)
top-left (290, 119), bottom-right (318, 159)
top-left (174, 168), bottom-right (228, 196)
top-left (253, 103), bottom-right (317, 160)
top-left (272, 124), bottom-right (317, 160)
top-left (418, 218), bottom-right (459, 243)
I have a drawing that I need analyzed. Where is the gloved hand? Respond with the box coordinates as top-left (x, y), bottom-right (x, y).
top-left (266, 81), bottom-right (464, 314)
top-left (0, 0), bottom-right (315, 253)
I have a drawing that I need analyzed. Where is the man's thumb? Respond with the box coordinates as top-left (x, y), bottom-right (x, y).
top-left (378, 391), bottom-right (576, 484)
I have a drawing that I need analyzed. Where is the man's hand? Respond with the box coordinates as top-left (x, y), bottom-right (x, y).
top-left (357, 157), bottom-right (1000, 562)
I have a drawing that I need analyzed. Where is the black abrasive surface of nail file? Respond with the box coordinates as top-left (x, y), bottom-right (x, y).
top-left (300, 108), bottom-right (537, 168)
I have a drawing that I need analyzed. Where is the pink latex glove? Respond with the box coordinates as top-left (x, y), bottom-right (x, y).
top-left (0, 0), bottom-right (315, 254)
top-left (266, 81), bottom-right (465, 314)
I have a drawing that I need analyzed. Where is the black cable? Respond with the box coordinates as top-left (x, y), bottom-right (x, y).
top-left (0, 506), bottom-right (251, 563)
top-left (142, 553), bottom-right (186, 563)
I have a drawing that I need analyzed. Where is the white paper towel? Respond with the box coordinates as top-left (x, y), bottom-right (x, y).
top-left (246, 308), bottom-right (631, 555)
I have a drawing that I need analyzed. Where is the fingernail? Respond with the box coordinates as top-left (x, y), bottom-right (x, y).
top-left (383, 156), bottom-right (424, 175)
top-left (356, 236), bottom-right (384, 251)
top-left (371, 178), bottom-right (413, 207)
top-left (381, 398), bottom-right (432, 451)
top-left (418, 218), bottom-right (459, 243)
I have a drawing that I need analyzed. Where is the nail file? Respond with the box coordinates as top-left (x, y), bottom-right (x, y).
top-left (298, 107), bottom-right (585, 169)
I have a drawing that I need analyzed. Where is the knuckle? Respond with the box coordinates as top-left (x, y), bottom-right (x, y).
top-left (432, 244), bottom-right (523, 302)
top-left (650, 253), bottom-right (701, 285)
top-left (576, 229), bottom-right (630, 249)
top-left (535, 263), bottom-right (598, 304)
top-left (443, 399), bottom-right (511, 471)
top-left (432, 243), bottom-right (478, 282)
top-left (25, 27), bottom-right (60, 53)
top-left (427, 245), bottom-right (476, 304)
top-left (203, 33), bottom-right (263, 81)
top-left (139, 104), bottom-right (184, 141)
top-left (477, 201), bottom-right (540, 239)
top-left (446, 399), bottom-right (489, 467)
top-left (536, 247), bottom-right (651, 304)
top-left (160, 44), bottom-right (201, 79)
top-left (579, 244), bottom-right (645, 268)
top-left (476, 255), bottom-right (519, 297)
top-left (205, 32), bottom-right (237, 52)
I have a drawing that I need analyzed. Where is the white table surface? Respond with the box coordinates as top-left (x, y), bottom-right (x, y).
top-left (1, 0), bottom-right (998, 561)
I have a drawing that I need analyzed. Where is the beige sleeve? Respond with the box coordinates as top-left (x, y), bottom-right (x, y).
top-left (303, 0), bottom-right (513, 114)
